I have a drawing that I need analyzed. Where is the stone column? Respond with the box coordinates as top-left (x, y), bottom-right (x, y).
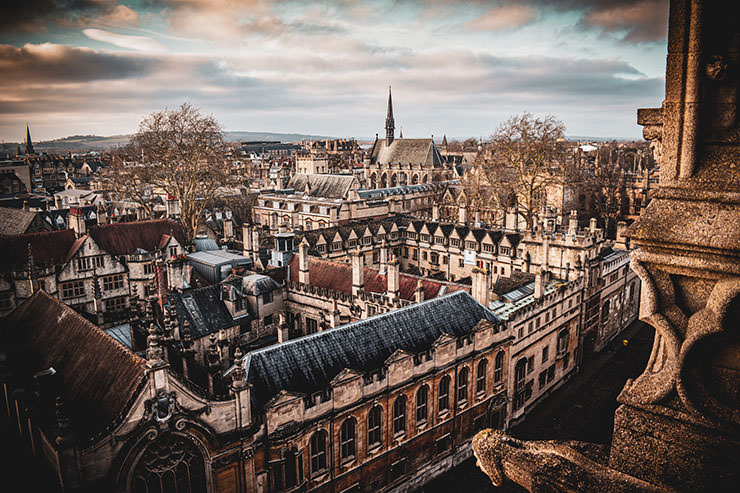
top-left (473, 2), bottom-right (740, 491)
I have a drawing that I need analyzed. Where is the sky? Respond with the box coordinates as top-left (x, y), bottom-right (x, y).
top-left (0, 0), bottom-right (669, 142)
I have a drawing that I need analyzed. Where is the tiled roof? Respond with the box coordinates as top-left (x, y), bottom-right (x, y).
top-left (286, 255), bottom-right (466, 301)
top-left (369, 138), bottom-right (442, 166)
top-left (2, 291), bottom-right (147, 441)
top-left (0, 229), bottom-right (77, 272)
top-left (0, 207), bottom-right (50, 235)
top-left (88, 219), bottom-right (187, 256)
top-left (286, 174), bottom-right (359, 199)
top-left (169, 285), bottom-right (248, 339)
top-left (242, 291), bottom-right (499, 411)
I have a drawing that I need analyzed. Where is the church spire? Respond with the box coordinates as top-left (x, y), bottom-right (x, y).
top-left (25, 124), bottom-right (34, 155)
top-left (385, 86), bottom-right (395, 144)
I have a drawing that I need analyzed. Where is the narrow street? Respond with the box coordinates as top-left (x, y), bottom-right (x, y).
top-left (422, 320), bottom-right (654, 492)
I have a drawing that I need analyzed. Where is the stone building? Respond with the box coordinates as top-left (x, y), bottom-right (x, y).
top-left (0, 218), bottom-right (187, 324)
top-left (252, 173), bottom-right (442, 234)
top-left (364, 87), bottom-right (456, 189)
top-left (1, 287), bottom-right (508, 492)
top-left (473, 2), bottom-right (740, 491)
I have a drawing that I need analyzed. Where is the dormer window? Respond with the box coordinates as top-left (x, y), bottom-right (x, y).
top-left (235, 298), bottom-right (246, 312)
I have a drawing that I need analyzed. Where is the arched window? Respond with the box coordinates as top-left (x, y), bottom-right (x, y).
top-left (629, 282), bottom-right (635, 301)
top-left (368, 405), bottom-right (382, 448)
top-left (131, 434), bottom-right (206, 493)
top-left (438, 375), bottom-right (451, 413)
top-left (457, 367), bottom-right (469, 405)
top-left (416, 385), bottom-right (429, 424)
top-left (515, 358), bottom-right (527, 391)
top-left (494, 351), bottom-right (504, 383)
top-left (392, 395), bottom-right (407, 435)
top-left (310, 430), bottom-right (328, 475)
top-left (476, 359), bottom-right (487, 395)
top-left (340, 418), bottom-right (356, 461)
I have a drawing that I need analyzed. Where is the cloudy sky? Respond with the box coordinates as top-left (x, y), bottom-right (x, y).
top-left (1, 0), bottom-right (669, 142)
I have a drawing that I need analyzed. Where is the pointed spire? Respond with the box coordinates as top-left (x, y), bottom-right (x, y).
top-left (146, 323), bottom-right (163, 364)
top-left (442, 134), bottom-right (448, 148)
top-left (25, 124), bottom-right (34, 155)
top-left (385, 85), bottom-right (395, 145)
top-left (399, 127), bottom-right (403, 139)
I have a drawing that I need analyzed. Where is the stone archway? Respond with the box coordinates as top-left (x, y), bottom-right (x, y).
top-left (380, 172), bottom-right (388, 188)
top-left (411, 173), bottom-right (419, 185)
top-left (390, 173), bottom-right (398, 187)
top-left (369, 172), bottom-right (377, 189)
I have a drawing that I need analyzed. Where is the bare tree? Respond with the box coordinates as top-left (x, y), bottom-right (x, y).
top-left (107, 103), bottom-right (231, 242)
top-left (481, 113), bottom-right (566, 229)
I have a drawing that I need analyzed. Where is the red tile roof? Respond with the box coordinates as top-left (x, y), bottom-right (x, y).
top-left (287, 255), bottom-right (466, 301)
top-left (0, 229), bottom-right (77, 272)
top-left (89, 219), bottom-right (187, 256)
top-left (3, 291), bottom-right (147, 441)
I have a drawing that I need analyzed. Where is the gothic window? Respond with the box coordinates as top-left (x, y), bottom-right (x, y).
top-left (131, 434), bottom-right (206, 493)
top-left (340, 418), bottom-right (356, 461)
top-left (367, 405), bottom-right (382, 448)
top-left (494, 351), bottom-right (504, 383)
top-left (438, 375), bottom-right (451, 413)
top-left (310, 430), bottom-right (328, 475)
top-left (392, 395), bottom-right (407, 435)
top-left (457, 367), bottom-right (469, 405)
top-left (476, 359), bottom-right (487, 395)
top-left (416, 385), bottom-right (429, 424)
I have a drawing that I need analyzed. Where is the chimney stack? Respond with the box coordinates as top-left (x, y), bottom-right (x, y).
top-left (534, 269), bottom-right (547, 299)
top-left (414, 279), bottom-right (424, 303)
top-left (568, 210), bottom-right (578, 236)
top-left (379, 240), bottom-right (388, 273)
top-left (352, 249), bottom-right (364, 296)
top-left (589, 218), bottom-right (598, 234)
top-left (505, 207), bottom-right (518, 231)
top-left (432, 203), bottom-right (440, 222)
top-left (69, 207), bottom-right (86, 237)
top-left (459, 205), bottom-right (468, 224)
top-left (616, 221), bottom-right (628, 249)
top-left (242, 223), bottom-right (251, 257)
top-left (472, 267), bottom-right (491, 307)
top-left (223, 216), bottom-right (233, 240)
top-left (298, 238), bottom-right (310, 284)
top-left (387, 255), bottom-right (400, 301)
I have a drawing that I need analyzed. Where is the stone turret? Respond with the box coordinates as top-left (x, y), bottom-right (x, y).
top-left (69, 207), bottom-right (86, 237)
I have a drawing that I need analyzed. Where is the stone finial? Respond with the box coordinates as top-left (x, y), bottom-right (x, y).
top-left (231, 347), bottom-right (247, 389)
top-left (207, 334), bottom-right (221, 369)
top-left (146, 323), bottom-right (163, 363)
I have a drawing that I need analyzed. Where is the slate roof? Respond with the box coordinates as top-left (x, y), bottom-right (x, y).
top-left (287, 255), bottom-right (466, 301)
top-left (88, 219), bottom-right (187, 256)
top-left (2, 291), bottom-right (147, 441)
top-left (368, 138), bottom-right (442, 167)
top-left (169, 285), bottom-right (249, 339)
top-left (0, 207), bottom-right (51, 235)
top-left (243, 291), bottom-right (498, 411)
top-left (286, 174), bottom-right (359, 199)
top-left (0, 229), bottom-right (77, 272)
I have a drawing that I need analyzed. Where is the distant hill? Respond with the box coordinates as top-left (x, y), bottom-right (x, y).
top-left (3, 131), bottom-right (335, 154)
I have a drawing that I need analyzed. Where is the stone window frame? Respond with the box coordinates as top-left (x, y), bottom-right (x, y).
top-left (339, 418), bottom-right (356, 462)
top-left (367, 405), bottom-right (383, 450)
top-left (476, 359), bottom-right (487, 396)
top-left (392, 395), bottom-right (407, 436)
top-left (438, 375), bottom-right (451, 414)
top-left (494, 351), bottom-right (504, 384)
top-left (309, 429), bottom-right (328, 476)
top-left (416, 384), bottom-right (429, 425)
top-left (456, 366), bottom-right (470, 407)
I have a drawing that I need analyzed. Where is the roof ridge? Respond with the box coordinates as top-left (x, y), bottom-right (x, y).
top-left (246, 290), bottom-right (481, 358)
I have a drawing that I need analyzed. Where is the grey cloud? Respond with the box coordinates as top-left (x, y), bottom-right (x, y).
top-left (0, 43), bottom-right (156, 85)
top-left (0, 0), bottom-right (134, 33)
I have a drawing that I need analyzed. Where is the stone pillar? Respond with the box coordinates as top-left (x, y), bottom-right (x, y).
top-left (379, 240), bottom-right (388, 273)
top-left (251, 227), bottom-right (260, 259)
top-left (568, 209), bottom-right (578, 236)
top-left (242, 223), bottom-right (252, 257)
top-left (223, 216), bottom-right (233, 240)
top-left (534, 270), bottom-right (546, 299)
top-left (472, 267), bottom-right (490, 307)
top-left (230, 347), bottom-right (252, 429)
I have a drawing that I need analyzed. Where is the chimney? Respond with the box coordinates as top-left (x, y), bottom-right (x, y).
top-left (69, 207), bottom-right (86, 237)
top-left (330, 300), bottom-right (341, 328)
top-left (251, 227), bottom-right (260, 259)
top-left (505, 208), bottom-right (518, 231)
top-left (223, 216), bottom-right (233, 240)
top-left (242, 223), bottom-right (252, 257)
top-left (414, 279), bottom-right (424, 303)
top-left (616, 221), bottom-right (628, 249)
top-left (474, 209), bottom-right (482, 227)
top-left (541, 237), bottom-right (550, 270)
top-left (472, 267), bottom-right (490, 307)
top-left (298, 238), bottom-right (310, 284)
top-left (589, 218), bottom-right (597, 234)
top-left (387, 255), bottom-right (400, 300)
top-left (352, 249), bottom-right (364, 296)
top-left (379, 239), bottom-right (388, 273)
top-left (432, 203), bottom-right (440, 222)
top-left (568, 210), bottom-right (578, 236)
top-left (534, 270), bottom-right (547, 299)
top-left (459, 205), bottom-right (468, 224)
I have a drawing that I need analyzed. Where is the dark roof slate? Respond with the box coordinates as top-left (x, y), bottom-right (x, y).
top-left (0, 229), bottom-right (77, 272)
top-left (243, 291), bottom-right (498, 411)
top-left (2, 291), bottom-right (147, 441)
top-left (169, 285), bottom-right (246, 339)
top-left (286, 174), bottom-right (358, 199)
top-left (89, 219), bottom-right (187, 256)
